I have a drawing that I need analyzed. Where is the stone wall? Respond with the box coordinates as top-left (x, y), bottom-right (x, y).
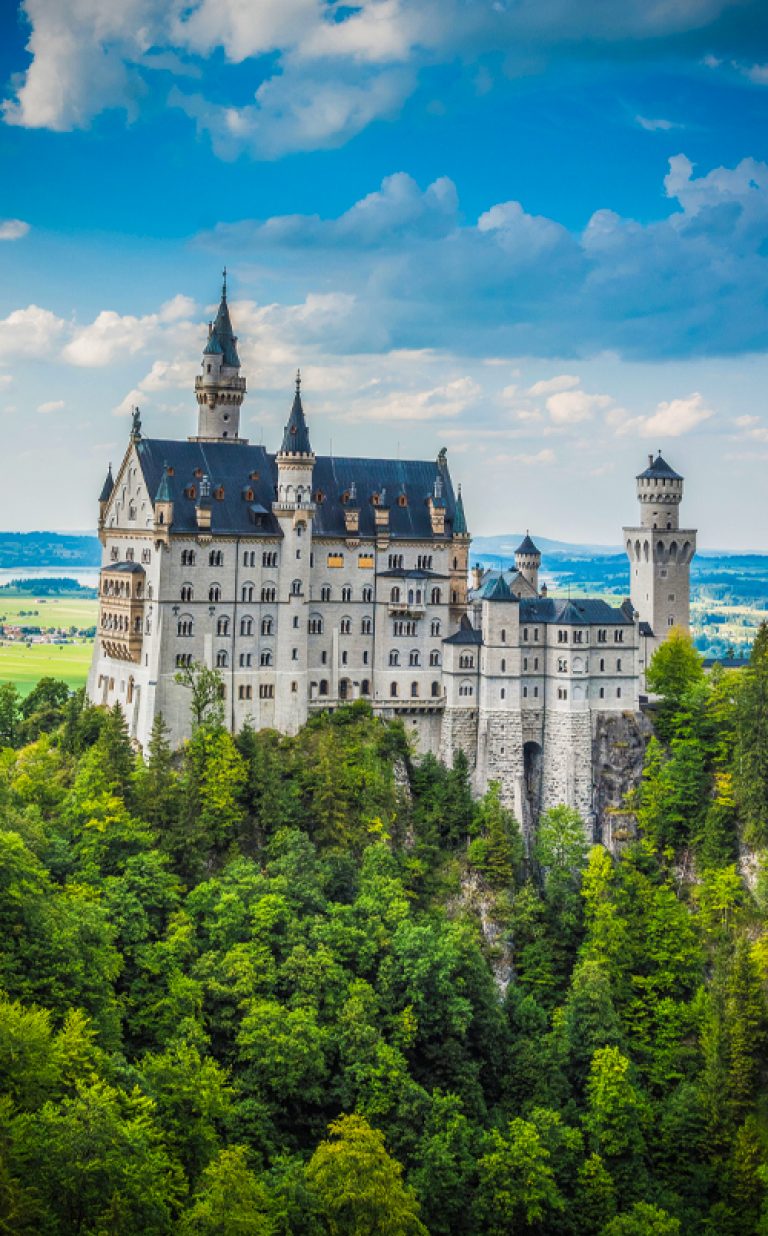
top-left (591, 709), bottom-right (652, 850)
top-left (439, 706), bottom-right (478, 770)
top-left (541, 710), bottom-right (594, 834)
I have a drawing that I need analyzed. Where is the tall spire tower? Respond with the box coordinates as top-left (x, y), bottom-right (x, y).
top-left (192, 270), bottom-right (247, 442)
top-left (623, 452), bottom-right (697, 681)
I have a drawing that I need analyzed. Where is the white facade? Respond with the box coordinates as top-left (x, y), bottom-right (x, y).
top-left (87, 289), bottom-right (696, 833)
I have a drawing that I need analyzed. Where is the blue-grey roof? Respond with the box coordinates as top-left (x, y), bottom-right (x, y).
top-left (205, 283), bottom-right (240, 369)
top-left (280, 379), bottom-right (312, 455)
top-left (453, 485), bottom-right (468, 535)
top-left (99, 465), bottom-right (114, 503)
top-left (444, 615), bottom-right (483, 646)
top-left (106, 561), bottom-right (145, 574)
top-left (135, 439), bottom-right (462, 541)
top-left (155, 466), bottom-right (173, 503)
top-left (519, 596), bottom-right (635, 626)
top-left (478, 573), bottom-right (516, 602)
top-left (637, 453), bottom-right (682, 481)
top-left (515, 533), bottom-right (540, 557)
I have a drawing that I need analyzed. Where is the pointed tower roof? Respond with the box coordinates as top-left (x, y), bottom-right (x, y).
top-left (637, 452), bottom-right (682, 481)
top-left (479, 573), bottom-right (516, 602)
top-left (515, 532), bottom-right (540, 557)
top-left (99, 464), bottom-right (114, 503)
top-left (279, 370), bottom-right (313, 456)
top-left (453, 484), bottom-right (468, 535)
top-left (155, 464), bottom-right (173, 503)
top-left (205, 270), bottom-right (240, 368)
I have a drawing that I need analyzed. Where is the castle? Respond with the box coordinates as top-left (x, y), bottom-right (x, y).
top-left (87, 279), bottom-right (696, 833)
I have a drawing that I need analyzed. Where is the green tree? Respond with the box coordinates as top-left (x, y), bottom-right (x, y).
top-left (583, 1047), bottom-right (647, 1205)
top-left (645, 628), bottom-right (705, 731)
top-left (175, 662), bottom-right (225, 729)
top-left (305, 1114), bottom-right (427, 1236)
top-left (0, 682), bottom-right (21, 747)
top-left (475, 1115), bottom-right (564, 1234)
top-left (468, 782), bottom-right (523, 890)
top-left (600, 1201), bottom-right (680, 1235)
top-left (734, 622), bottom-right (768, 845)
top-left (18, 677), bottom-right (70, 743)
top-left (134, 713), bottom-right (181, 830)
top-left (535, 804), bottom-right (589, 873)
top-left (179, 1146), bottom-right (276, 1235)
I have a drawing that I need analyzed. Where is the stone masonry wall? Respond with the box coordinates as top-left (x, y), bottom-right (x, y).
top-left (541, 710), bottom-right (594, 836)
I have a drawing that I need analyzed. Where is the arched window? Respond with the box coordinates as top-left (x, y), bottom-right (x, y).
top-left (242, 583), bottom-right (254, 602)
top-left (389, 650), bottom-right (400, 666)
top-left (430, 587), bottom-right (441, 604)
top-left (180, 583), bottom-right (193, 602)
top-left (390, 682), bottom-right (399, 698)
top-left (429, 650), bottom-right (440, 666)
top-left (181, 549), bottom-right (196, 566)
top-left (409, 650), bottom-right (420, 666)
top-left (209, 549), bottom-right (223, 567)
top-left (177, 616), bottom-right (193, 637)
top-left (260, 650), bottom-right (273, 667)
top-left (361, 679), bottom-right (370, 695)
top-left (430, 619), bottom-right (441, 636)
top-left (390, 586), bottom-right (401, 603)
top-left (261, 585), bottom-right (276, 603)
top-left (319, 679), bottom-right (329, 695)
top-left (209, 584), bottom-right (221, 602)
top-left (240, 616), bottom-right (253, 636)
top-left (308, 615), bottom-right (323, 635)
top-left (340, 617), bottom-right (352, 635)
top-left (342, 586), bottom-right (352, 602)
top-left (216, 650), bottom-right (229, 668)
top-left (261, 616), bottom-right (273, 635)
top-left (321, 585), bottom-right (331, 602)
top-left (291, 579), bottom-right (302, 596)
top-left (339, 678), bottom-right (349, 700)
top-left (431, 681), bottom-right (440, 697)
top-left (362, 586), bottom-right (373, 603)
top-left (361, 617), bottom-right (372, 635)
top-left (411, 681), bottom-right (419, 698)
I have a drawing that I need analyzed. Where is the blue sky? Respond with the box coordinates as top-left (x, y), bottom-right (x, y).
top-left (1, 0), bottom-right (767, 546)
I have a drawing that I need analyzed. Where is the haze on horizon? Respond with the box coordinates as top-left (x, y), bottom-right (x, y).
top-left (0, 0), bottom-right (767, 549)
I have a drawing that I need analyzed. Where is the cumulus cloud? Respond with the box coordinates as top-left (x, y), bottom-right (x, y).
top-left (546, 389), bottom-right (613, 424)
top-left (612, 392), bottom-right (714, 438)
top-left (528, 374), bottom-right (580, 396)
top-left (510, 448), bottom-right (556, 465)
top-left (340, 376), bottom-right (481, 423)
top-left (61, 296), bottom-right (197, 367)
top-left (0, 305), bottom-right (66, 359)
top-left (5, 0), bottom-right (767, 155)
top-left (0, 219), bottom-right (30, 240)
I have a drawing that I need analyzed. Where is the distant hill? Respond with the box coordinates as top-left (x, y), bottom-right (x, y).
top-left (0, 532), bottom-right (101, 569)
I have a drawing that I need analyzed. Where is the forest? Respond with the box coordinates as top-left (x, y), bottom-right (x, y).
top-left (0, 626), bottom-right (767, 1235)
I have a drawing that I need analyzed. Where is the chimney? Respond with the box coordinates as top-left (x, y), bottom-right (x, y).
top-left (648, 454), bottom-right (654, 467)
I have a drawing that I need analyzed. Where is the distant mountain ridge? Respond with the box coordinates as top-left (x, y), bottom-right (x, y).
top-left (0, 532), bottom-right (101, 569)
top-left (472, 534), bottom-right (767, 562)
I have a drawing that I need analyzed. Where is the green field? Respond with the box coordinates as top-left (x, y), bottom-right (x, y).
top-left (0, 640), bottom-right (94, 696)
top-left (0, 594), bottom-right (97, 629)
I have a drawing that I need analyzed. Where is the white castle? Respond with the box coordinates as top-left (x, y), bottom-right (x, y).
top-left (88, 279), bottom-right (696, 832)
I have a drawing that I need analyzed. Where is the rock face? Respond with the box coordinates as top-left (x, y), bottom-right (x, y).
top-left (592, 710), bottom-right (653, 851)
top-left (450, 869), bottom-right (514, 996)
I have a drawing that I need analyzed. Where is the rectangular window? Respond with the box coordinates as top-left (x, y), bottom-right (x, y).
top-left (327, 553), bottom-right (344, 568)
top-left (533, 686), bottom-right (539, 698)
top-left (523, 657), bottom-right (528, 671)
top-left (321, 650), bottom-right (327, 664)
top-left (523, 686), bottom-right (528, 698)
top-left (358, 554), bottom-right (374, 568)
top-left (292, 648), bottom-right (298, 661)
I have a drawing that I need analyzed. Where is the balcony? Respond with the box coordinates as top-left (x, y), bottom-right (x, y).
top-left (388, 601), bottom-right (426, 617)
top-left (98, 563), bottom-right (146, 663)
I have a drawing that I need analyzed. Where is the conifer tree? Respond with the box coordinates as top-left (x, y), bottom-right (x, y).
top-left (734, 622), bottom-right (768, 845)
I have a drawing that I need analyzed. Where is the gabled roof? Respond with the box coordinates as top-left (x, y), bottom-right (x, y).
top-left (444, 614), bottom-right (483, 645)
top-left (515, 533), bottom-right (540, 557)
top-left (519, 596), bottom-right (635, 626)
top-left (280, 373), bottom-right (312, 456)
top-left (134, 439), bottom-right (461, 540)
top-left (637, 453), bottom-right (682, 481)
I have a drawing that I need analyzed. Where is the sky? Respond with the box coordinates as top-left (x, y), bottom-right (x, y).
top-left (0, 1), bottom-right (767, 547)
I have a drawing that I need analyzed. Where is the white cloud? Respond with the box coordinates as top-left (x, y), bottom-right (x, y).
top-left (61, 296), bottom-right (196, 367)
top-left (510, 448), bottom-right (556, 465)
top-left (635, 115), bottom-right (681, 131)
top-left (342, 376), bottom-right (481, 423)
top-left (546, 389), bottom-right (613, 424)
top-left (527, 374), bottom-right (580, 396)
top-left (0, 305), bottom-right (66, 359)
top-left (622, 392), bottom-right (714, 438)
top-left (0, 219), bottom-right (30, 240)
top-left (37, 398), bottom-right (65, 413)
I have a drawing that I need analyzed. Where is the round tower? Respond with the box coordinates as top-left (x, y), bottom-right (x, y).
top-left (192, 271), bottom-right (247, 442)
top-left (623, 452), bottom-right (697, 683)
top-left (514, 533), bottom-right (541, 592)
top-left (635, 452), bottom-right (684, 529)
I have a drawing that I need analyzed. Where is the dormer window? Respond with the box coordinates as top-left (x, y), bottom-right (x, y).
top-left (215, 487), bottom-right (225, 501)
top-left (185, 486), bottom-right (196, 500)
top-left (194, 468), bottom-right (203, 479)
top-left (398, 493), bottom-right (408, 508)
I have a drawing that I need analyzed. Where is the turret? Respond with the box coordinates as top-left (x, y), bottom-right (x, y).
top-left (449, 478), bottom-right (471, 622)
top-left (635, 453), bottom-right (684, 530)
top-left (98, 464), bottom-right (114, 540)
top-left (514, 533), bottom-right (541, 593)
top-left (153, 463), bottom-right (174, 542)
top-left (192, 270), bottom-right (247, 442)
